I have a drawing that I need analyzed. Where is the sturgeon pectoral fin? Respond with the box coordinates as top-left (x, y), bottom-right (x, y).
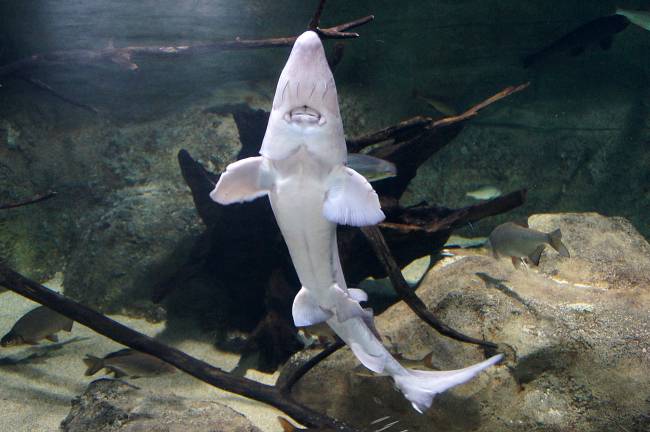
top-left (292, 287), bottom-right (333, 327)
top-left (210, 157), bottom-right (273, 205)
top-left (323, 167), bottom-right (385, 226)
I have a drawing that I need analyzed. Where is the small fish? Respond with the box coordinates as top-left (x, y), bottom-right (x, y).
top-left (413, 91), bottom-right (457, 117)
top-left (355, 351), bottom-right (439, 377)
top-left (83, 348), bottom-right (176, 378)
top-left (465, 186), bottom-right (502, 201)
top-left (346, 153), bottom-right (397, 182)
top-left (523, 14), bottom-right (630, 68)
top-left (444, 235), bottom-right (488, 249)
top-left (616, 8), bottom-right (650, 31)
top-left (487, 222), bottom-right (570, 269)
top-left (1, 306), bottom-right (73, 347)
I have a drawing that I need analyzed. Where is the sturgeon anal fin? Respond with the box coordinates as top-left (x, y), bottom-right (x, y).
top-left (330, 284), bottom-right (366, 322)
top-left (292, 287), bottom-right (333, 327)
top-left (361, 308), bottom-right (383, 341)
top-left (347, 288), bottom-right (368, 302)
top-left (210, 157), bottom-right (272, 205)
top-left (323, 166), bottom-right (385, 226)
top-left (45, 334), bottom-right (59, 342)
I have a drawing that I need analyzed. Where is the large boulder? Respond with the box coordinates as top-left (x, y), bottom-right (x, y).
top-left (293, 213), bottom-right (650, 432)
top-left (61, 379), bottom-right (263, 432)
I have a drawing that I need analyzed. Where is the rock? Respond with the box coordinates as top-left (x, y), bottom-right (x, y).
top-left (293, 213), bottom-right (650, 432)
top-left (61, 379), bottom-right (263, 432)
top-left (63, 184), bottom-right (202, 316)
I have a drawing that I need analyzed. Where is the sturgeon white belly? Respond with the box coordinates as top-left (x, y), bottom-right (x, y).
top-left (269, 178), bottom-right (338, 293)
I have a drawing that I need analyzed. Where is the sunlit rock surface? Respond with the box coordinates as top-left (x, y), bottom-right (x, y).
top-left (293, 213), bottom-right (650, 432)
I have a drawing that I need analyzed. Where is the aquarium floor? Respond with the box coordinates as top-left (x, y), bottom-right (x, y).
top-left (0, 274), bottom-right (283, 432)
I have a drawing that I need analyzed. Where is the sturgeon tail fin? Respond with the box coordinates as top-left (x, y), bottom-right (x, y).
top-left (393, 354), bottom-right (503, 413)
top-left (548, 229), bottom-right (570, 258)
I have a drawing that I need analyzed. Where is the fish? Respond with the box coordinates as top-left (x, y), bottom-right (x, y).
top-left (523, 14), bottom-right (630, 68)
top-left (83, 348), bottom-right (176, 378)
top-left (210, 30), bottom-right (502, 413)
top-left (1, 305), bottom-right (73, 347)
top-left (412, 90), bottom-right (457, 117)
top-left (487, 222), bottom-right (570, 269)
top-left (444, 235), bottom-right (488, 249)
top-left (616, 8), bottom-right (650, 31)
top-left (465, 185), bottom-right (502, 201)
top-left (355, 351), bottom-right (440, 377)
top-left (346, 153), bottom-right (397, 182)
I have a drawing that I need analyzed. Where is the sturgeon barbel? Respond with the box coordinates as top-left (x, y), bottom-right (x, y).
top-left (210, 31), bottom-right (502, 413)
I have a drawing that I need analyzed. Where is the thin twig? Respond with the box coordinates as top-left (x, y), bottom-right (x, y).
top-left (0, 191), bottom-right (57, 210)
top-left (361, 225), bottom-right (498, 349)
top-left (0, 263), bottom-right (360, 431)
top-left (308, 0), bottom-right (328, 30)
top-left (19, 76), bottom-right (99, 114)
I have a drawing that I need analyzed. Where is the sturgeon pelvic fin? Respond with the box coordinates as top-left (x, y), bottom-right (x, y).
top-left (323, 166), bottom-right (385, 226)
top-left (209, 157), bottom-right (273, 205)
top-left (292, 287), bottom-right (333, 327)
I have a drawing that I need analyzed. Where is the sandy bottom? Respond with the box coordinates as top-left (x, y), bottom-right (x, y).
top-left (0, 274), bottom-right (285, 432)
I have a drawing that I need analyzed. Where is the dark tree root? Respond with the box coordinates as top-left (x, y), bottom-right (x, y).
top-left (361, 226), bottom-right (498, 350)
top-left (0, 262), bottom-right (361, 432)
top-left (276, 340), bottom-right (345, 395)
top-left (160, 83), bottom-right (528, 373)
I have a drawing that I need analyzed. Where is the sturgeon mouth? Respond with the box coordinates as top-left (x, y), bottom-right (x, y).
top-left (286, 105), bottom-right (323, 125)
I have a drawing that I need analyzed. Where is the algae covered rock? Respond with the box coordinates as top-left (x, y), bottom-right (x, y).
top-left (61, 379), bottom-right (262, 432)
top-left (293, 213), bottom-right (650, 432)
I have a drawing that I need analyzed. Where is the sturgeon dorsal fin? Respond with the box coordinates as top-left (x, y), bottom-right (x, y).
top-left (323, 166), bottom-right (385, 226)
top-left (210, 157), bottom-right (273, 205)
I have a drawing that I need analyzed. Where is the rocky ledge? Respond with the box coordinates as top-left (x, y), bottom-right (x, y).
top-left (293, 213), bottom-right (650, 432)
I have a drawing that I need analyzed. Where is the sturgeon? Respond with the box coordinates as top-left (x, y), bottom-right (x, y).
top-left (210, 30), bottom-right (502, 413)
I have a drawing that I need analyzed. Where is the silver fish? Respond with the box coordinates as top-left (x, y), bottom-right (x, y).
top-left (83, 348), bottom-right (176, 378)
top-left (466, 186), bottom-right (502, 201)
top-left (346, 153), bottom-right (397, 182)
top-left (1, 306), bottom-right (73, 347)
top-left (487, 222), bottom-right (570, 268)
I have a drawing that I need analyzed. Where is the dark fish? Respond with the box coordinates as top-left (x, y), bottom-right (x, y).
top-left (1, 306), bottom-right (73, 347)
top-left (83, 348), bottom-right (176, 378)
top-left (523, 14), bottom-right (630, 68)
top-left (487, 222), bottom-right (570, 269)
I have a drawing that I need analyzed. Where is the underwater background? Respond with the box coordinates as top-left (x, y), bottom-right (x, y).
top-left (0, 1), bottom-right (649, 431)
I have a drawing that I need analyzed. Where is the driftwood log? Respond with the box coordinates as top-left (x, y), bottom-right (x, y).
top-left (158, 82), bottom-right (528, 372)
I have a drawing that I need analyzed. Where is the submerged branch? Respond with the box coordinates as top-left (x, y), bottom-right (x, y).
top-left (277, 340), bottom-right (345, 395)
top-left (0, 191), bottom-right (57, 210)
top-left (381, 189), bottom-right (528, 234)
top-left (0, 15), bottom-right (374, 77)
top-left (361, 226), bottom-right (498, 349)
top-left (0, 263), bottom-right (359, 431)
top-left (348, 83), bottom-right (530, 152)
